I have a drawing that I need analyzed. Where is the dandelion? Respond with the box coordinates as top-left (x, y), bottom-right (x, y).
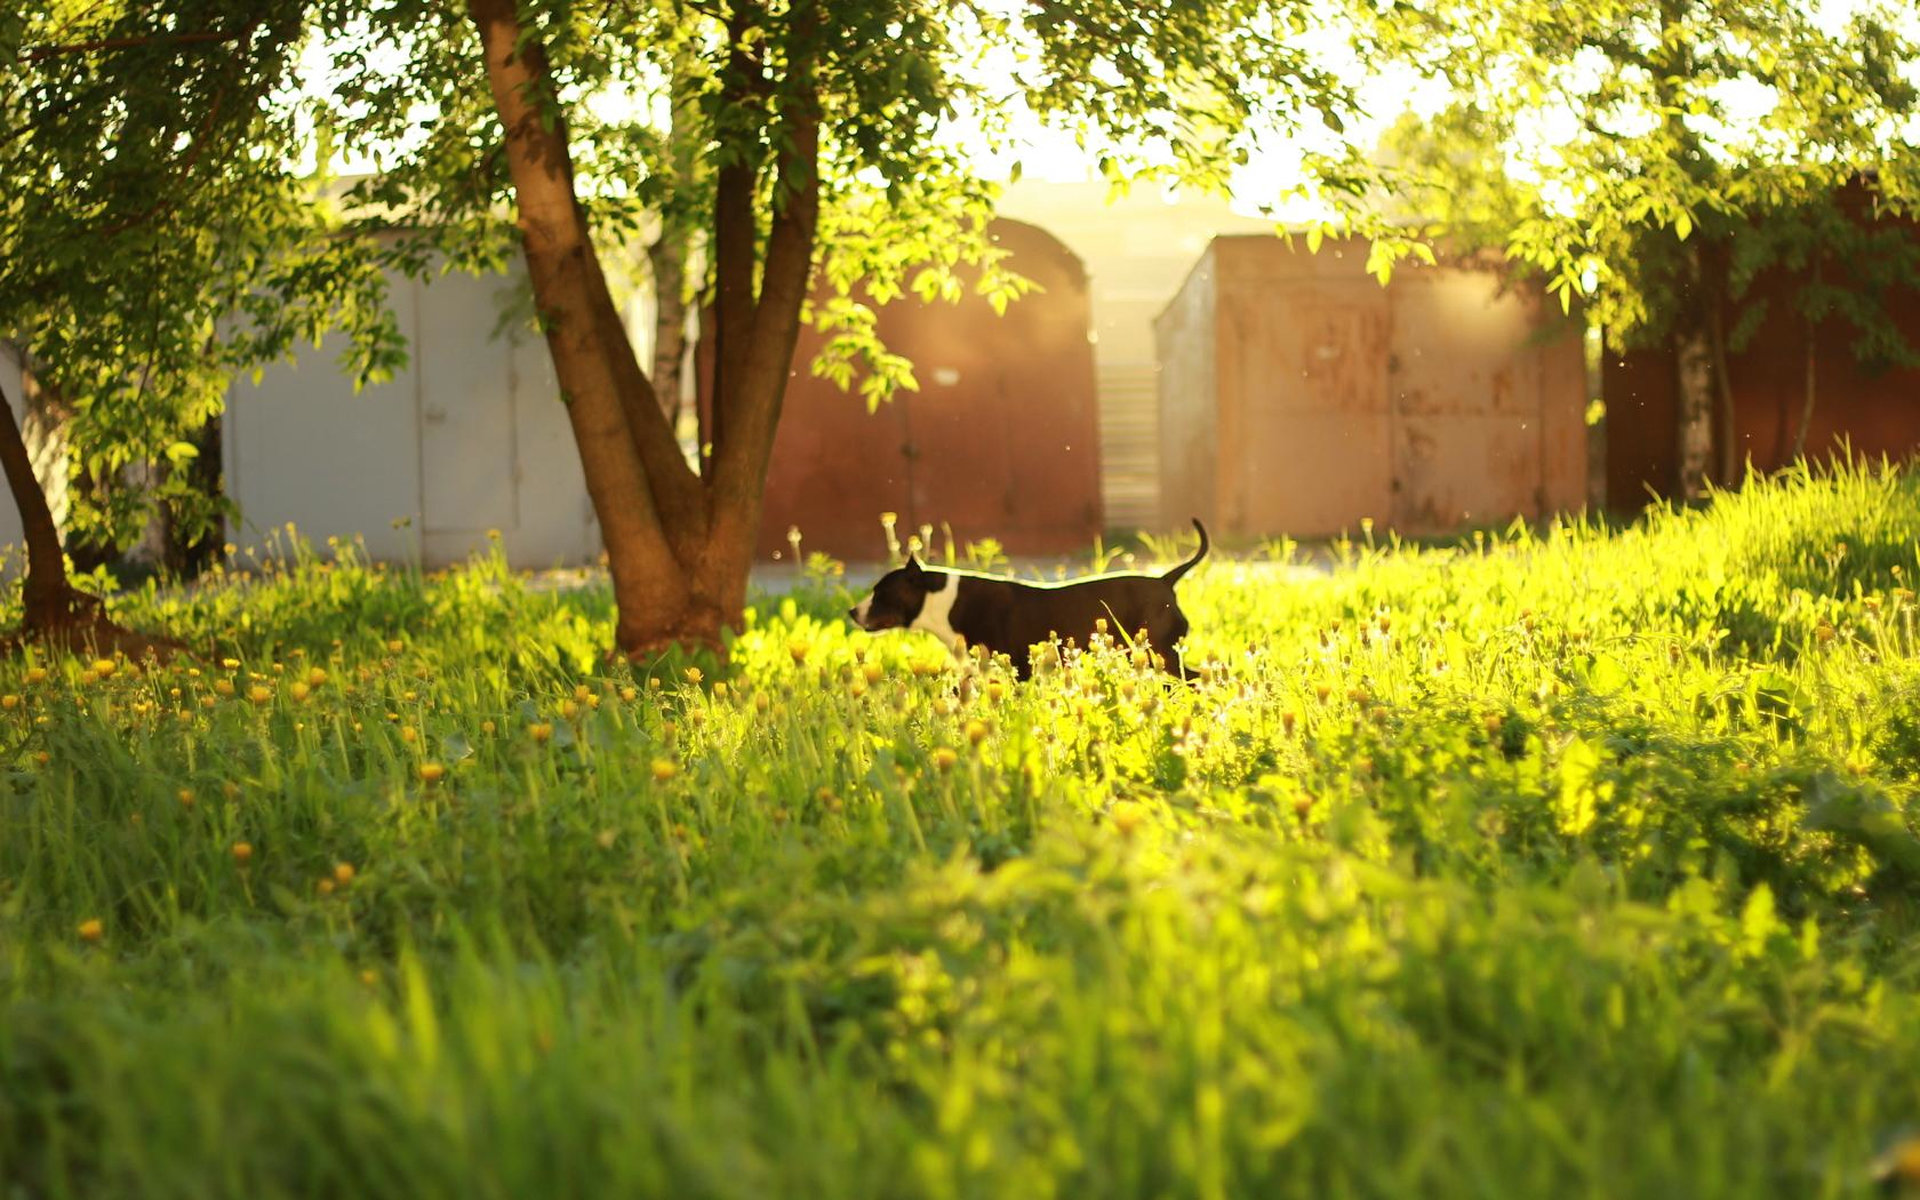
top-left (966, 719), bottom-right (989, 745)
top-left (222, 658), bottom-right (241, 670)
top-left (247, 684), bottom-right (272, 705)
top-left (529, 722), bottom-right (553, 743)
top-left (651, 758), bottom-right (678, 782)
top-left (787, 638), bottom-right (809, 664)
top-left (418, 763), bottom-right (446, 784)
top-left (92, 658), bottom-right (117, 679)
top-left (683, 667), bottom-right (703, 685)
top-left (307, 667), bottom-right (328, 686)
top-left (753, 691), bottom-right (770, 713)
top-left (1, 695), bottom-right (17, 710)
top-left (333, 862), bottom-right (356, 886)
top-left (317, 878), bottom-right (336, 896)
top-left (232, 842), bottom-right (253, 864)
top-left (25, 667), bottom-right (47, 684)
top-left (620, 686), bottom-right (638, 703)
top-left (387, 639), bottom-right (404, 653)
top-left (1110, 802), bottom-right (1145, 836)
top-left (77, 918), bottom-right (103, 942)
top-left (178, 788), bottom-right (196, 808)
top-left (290, 682), bottom-right (311, 702)
top-left (930, 747), bottom-right (959, 772)
top-left (481, 720), bottom-right (497, 735)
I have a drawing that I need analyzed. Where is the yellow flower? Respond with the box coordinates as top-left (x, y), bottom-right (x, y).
top-left (787, 638), bottom-right (809, 664)
top-left (595, 828), bottom-right (618, 850)
top-left (400, 726), bottom-right (418, 744)
top-left (753, 691), bottom-right (770, 713)
top-left (232, 842), bottom-right (253, 864)
top-left (620, 686), bottom-right (638, 703)
top-left (481, 720), bottom-right (497, 735)
top-left (650, 758), bottom-right (678, 782)
top-left (574, 684), bottom-right (593, 703)
top-left (862, 662), bottom-right (884, 684)
top-left (25, 667), bottom-right (47, 685)
top-left (77, 918), bottom-right (104, 942)
top-left (387, 639), bottom-right (404, 653)
top-left (930, 747), bottom-right (959, 772)
top-left (1110, 802), bottom-right (1146, 837)
top-left (683, 666), bottom-right (703, 685)
top-left (529, 722), bottom-right (553, 743)
top-left (1, 694), bottom-right (17, 710)
top-left (92, 658), bottom-right (117, 678)
top-left (418, 762), bottom-right (446, 784)
top-left (290, 682), bottom-right (311, 702)
top-left (221, 658), bottom-right (241, 670)
top-left (558, 700), bottom-right (579, 720)
top-left (307, 667), bottom-right (328, 686)
top-left (247, 684), bottom-right (272, 705)
top-left (178, 788), bottom-right (196, 808)
top-left (965, 719), bottom-right (989, 746)
top-left (332, 862), bottom-right (356, 886)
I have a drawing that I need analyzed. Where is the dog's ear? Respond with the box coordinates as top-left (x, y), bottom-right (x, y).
top-left (904, 553), bottom-right (924, 578)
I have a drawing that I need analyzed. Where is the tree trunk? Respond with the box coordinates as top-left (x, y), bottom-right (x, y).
top-left (1674, 319), bottom-right (1716, 501)
top-left (469, 0), bottom-right (713, 657)
top-left (1708, 297), bottom-right (1738, 487)
top-left (469, 0), bottom-right (819, 661)
top-left (1790, 253), bottom-right (1823, 463)
top-left (0, 375), bottom-right (80, 628)
top-left (0, 375), bottom-right (183, 658)
top-left (648, 235), bottom-right (688, 426)
top-left (1791, 317), bottom-right (1817, 463)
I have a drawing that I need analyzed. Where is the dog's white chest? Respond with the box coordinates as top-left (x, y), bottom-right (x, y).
top-left (910, 583), bottom-right (964, 653)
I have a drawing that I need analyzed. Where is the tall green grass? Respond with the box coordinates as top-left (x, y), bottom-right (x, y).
top-left (3, 462), bottom-right (1920, 1198)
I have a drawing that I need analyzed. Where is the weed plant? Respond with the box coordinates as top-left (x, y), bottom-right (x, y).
top-left (3, 464), bottom-right (1920, 1197)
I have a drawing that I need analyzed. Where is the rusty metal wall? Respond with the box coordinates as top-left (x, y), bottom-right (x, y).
top-left (1156, 237), bottom-right (1588, 539)
top-left (747, 218), bottom-right (1102, 561)
top-left (1604, 258), bottom-right (1920, 511)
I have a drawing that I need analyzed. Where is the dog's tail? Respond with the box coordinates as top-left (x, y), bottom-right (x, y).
top-left (1160, 518), bottom-right (1210, 587)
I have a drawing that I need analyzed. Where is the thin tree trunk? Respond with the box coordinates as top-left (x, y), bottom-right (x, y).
top-left (0, 376), bottom-right (78, 628)
top-left (1791, 317), bottom-right (1817, 462)
top-left (1790, 253), bottom-right (1823, 463)
top-left (649, 236), bottom-right (687, 426)
top-left (1674, 318), bottom-right (1716, 501)
top-left (1709, 301), bottom-right (1737, 487)
top-left (705, 4), bottom-right (821, 624)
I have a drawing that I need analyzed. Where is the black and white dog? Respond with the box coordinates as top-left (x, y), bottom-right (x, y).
top-left (848, 520), bottom-right (1209, 679)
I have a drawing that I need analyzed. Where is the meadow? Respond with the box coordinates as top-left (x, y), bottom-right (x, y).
top-left (3, 462), bottom-right (1920, 1198)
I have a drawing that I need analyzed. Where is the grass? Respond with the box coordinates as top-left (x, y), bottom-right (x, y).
top-left (3, 461), bottom-right (1920, 1198)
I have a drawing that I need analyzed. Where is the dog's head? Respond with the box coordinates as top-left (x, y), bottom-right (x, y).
top-left (849, 555), bottom-right (947, 632)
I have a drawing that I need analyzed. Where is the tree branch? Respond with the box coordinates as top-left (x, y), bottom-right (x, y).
top-left (706, 1), bottom-right (766, 472)
top-left (22, 29), bottom-right (249, 64)
top-left (712, 4), bottom-right (821, 509)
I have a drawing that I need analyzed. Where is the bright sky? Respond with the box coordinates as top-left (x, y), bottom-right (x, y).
top-left (306, 0), bottom-right (1916, 225)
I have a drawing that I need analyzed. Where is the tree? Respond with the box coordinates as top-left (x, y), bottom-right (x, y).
top-left (1, 0), bottom-right (399, 652)
top-left (308, 0), bottom-right (1393, 659)
top-left (1380, 0), bottom-right (1920, 499)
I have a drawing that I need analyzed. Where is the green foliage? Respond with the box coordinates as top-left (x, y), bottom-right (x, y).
top-left (5, 464), bottom-right (1920, 1195)
top-left (1, 1), bottom-right (402, 553)
top-left (1380, 0), bottom-right (1920, 348)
